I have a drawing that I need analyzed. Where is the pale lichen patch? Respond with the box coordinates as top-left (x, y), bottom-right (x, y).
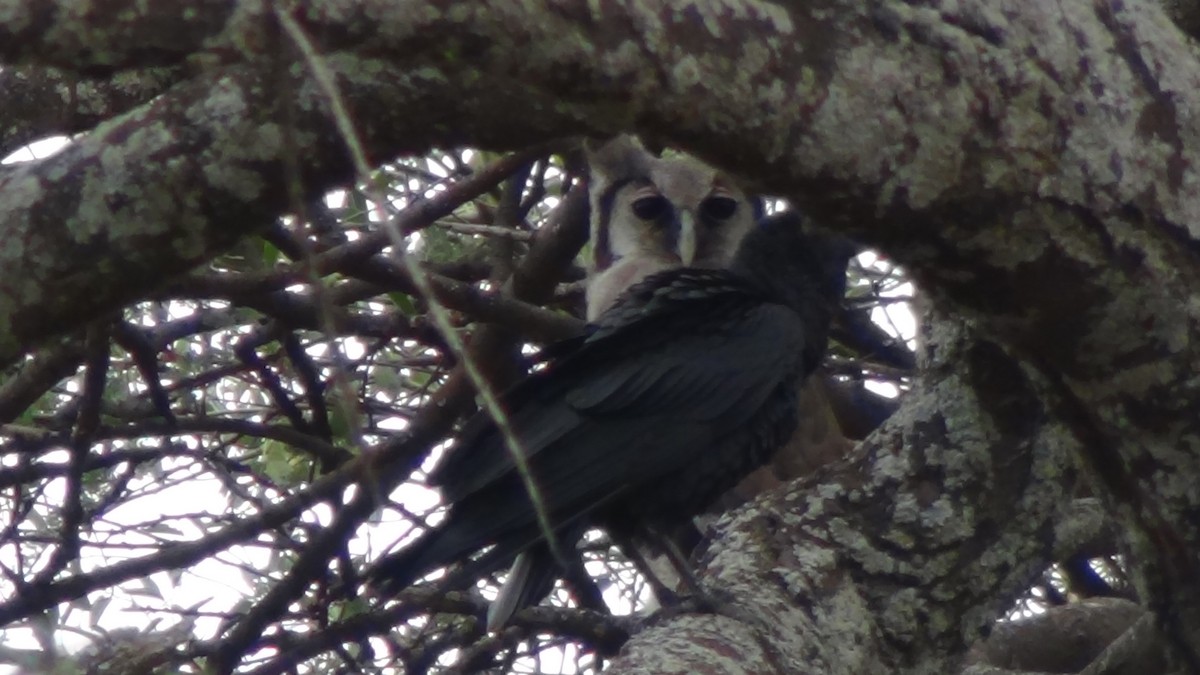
top-left (203, 163), bottom-right (267, 204)
top-left (918, 494), bottom-right (965, 533)
top-left (784, 538), bottom-right (838, 580)
top-left (878, 587), bottom-right (922, 643)
top-left (0, 0), bottom-right (33, 29)
top-left (0, 187), bottom-right (46, 301)
top-left (0, 170), bottom-right (45, 213)
top-left (871, 450), bottom-right (910, 483)
top-left (829, 517), bottom-right (896, 576)
top-left (186, 74), bottom-right (250, 128)
top-left (672, 54), bottom-right (704, 90)
top-left (803, 46), bottom-right (895, 174)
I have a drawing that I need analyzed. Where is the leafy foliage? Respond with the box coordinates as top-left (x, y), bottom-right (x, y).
top-left (0, 140), bottom-right (924, 673)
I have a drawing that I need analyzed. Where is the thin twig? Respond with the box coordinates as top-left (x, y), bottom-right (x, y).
top-left (276, 9), bottom-right (563, 562)
top-left (436, 221), bottom-right (535, 241)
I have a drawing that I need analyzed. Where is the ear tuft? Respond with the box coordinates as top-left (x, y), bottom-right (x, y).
top-left (584, 135), bottom-right (653, 184)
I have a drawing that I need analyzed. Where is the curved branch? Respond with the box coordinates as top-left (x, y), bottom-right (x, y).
top-left (0, 66), bottom-right (181, 156)
top-left (610, 315), bottom-right (1080, 672)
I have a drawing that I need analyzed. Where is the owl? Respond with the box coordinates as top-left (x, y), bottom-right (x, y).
top-left (584, 137), bottom-right (856, 532)
top-left (485, 137), bottom-right (855, 630)
top-left (584, 136), bottom-right (762, 319)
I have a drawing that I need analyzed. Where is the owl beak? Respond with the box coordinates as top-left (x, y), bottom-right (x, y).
top-left (678, 211), bottom-right (698, 265)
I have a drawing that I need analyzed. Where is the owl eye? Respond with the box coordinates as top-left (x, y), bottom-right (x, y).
top-left (631, 194), bottom-right (670, 220)
top-left (701, 195), bottom-right (739, 221)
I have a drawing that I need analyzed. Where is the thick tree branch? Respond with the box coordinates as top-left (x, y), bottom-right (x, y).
top-left (2, 0), bottom-right (1199, 669)
top-left (610, 315), bottom-right (1079, 672)
top-left (0, 0), bottom-right (244, 73)
top-left (0, 66), bottom-right (181, 157)
top-left (965, 598), bottom-right (1161, 673)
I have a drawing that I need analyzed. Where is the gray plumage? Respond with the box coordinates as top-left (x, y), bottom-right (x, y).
top-left (368, 213), bottom-right (847, 628)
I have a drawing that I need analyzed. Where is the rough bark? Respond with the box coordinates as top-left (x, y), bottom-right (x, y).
top-left (965, 598), bottom-right (1162, 673)
top-left (1, 0), bottom-right (1198, 671)
top-left (609, 314), bottom-right (1081, 673)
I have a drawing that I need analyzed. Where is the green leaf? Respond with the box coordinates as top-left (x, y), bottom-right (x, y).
top-left (259, 440), bottom-right (312, 485)
top-left (262, 239), bottom-right (282, 267)
top-left (388, 292), bottom-right (417, 316)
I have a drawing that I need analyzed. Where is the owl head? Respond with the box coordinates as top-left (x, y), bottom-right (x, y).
top-left (585, 136), bottom-right (761, 319)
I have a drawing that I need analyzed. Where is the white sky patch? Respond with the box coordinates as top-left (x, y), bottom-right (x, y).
top-left (1, 141), bottom-right (923, 673)
top-left (1, 136), bottom-right (71, 164)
